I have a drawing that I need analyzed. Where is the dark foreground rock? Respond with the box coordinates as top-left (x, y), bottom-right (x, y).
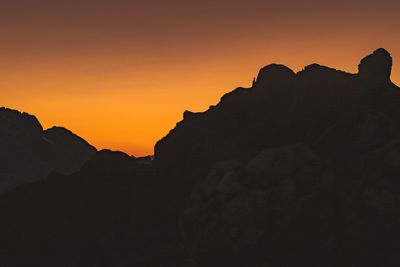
top-left (182, 143), bottom-right (400, 266)
top-left (0, 150), bottom-right (186, 267)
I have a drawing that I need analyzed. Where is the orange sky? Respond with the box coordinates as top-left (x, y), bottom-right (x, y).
top-left (1, 0), bottom-right (400, 156)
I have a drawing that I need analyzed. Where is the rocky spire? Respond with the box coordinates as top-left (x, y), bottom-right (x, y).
top-left (358, 48), bottom-right (392, 83)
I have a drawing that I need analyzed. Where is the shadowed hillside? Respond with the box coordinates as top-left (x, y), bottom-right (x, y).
top-left (0, 108), bottom-right (96, 192)
top-left (2, 49), bottom-right (400, 266)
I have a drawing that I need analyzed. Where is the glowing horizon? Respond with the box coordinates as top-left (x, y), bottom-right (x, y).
top-left (2, 0), bottom-right (400, 156)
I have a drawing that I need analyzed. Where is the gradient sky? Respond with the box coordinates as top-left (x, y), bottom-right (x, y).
top-left (1, 0), bottom-right (400, 156)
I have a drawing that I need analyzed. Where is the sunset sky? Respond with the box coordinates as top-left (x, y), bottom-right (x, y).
top-left (1, 0), bottom-right (400, 156)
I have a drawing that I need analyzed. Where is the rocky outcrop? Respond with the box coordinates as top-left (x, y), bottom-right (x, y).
top-left (158, 48), bottom-right (400, 266)
top-left (359, 48), bottom-right (392, 83)
top-left (154, 48), bottom-right (400, 215)
top-left (0, 107), bottom-right (96, 191)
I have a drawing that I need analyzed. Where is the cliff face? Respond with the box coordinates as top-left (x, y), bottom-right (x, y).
top-left (0, 108), bottom-right (96, 191)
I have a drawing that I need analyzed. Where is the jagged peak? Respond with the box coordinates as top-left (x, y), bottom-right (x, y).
top-left (358, 48), bottom-right (392, 82)
top-left (0, 106), bottom-right (43, 133)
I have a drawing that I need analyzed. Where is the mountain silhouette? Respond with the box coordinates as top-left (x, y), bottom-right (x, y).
top-left (1, 49), bottom-right (400, 266)
top-left (0, 107), bottom-right (96, 191)
top-left (154, 48), bottom-right (400, 215)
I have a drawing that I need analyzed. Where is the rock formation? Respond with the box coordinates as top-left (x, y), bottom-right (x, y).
top-left (359, 48), bottom-right (392, 83)
top-left (157, 48), bottom-right (400, 266)
top-left (154, 48), bottom-right (400, 213)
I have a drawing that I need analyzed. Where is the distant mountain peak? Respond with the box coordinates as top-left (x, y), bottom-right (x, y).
top-left (0, 107), bottom-right (96, 191)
